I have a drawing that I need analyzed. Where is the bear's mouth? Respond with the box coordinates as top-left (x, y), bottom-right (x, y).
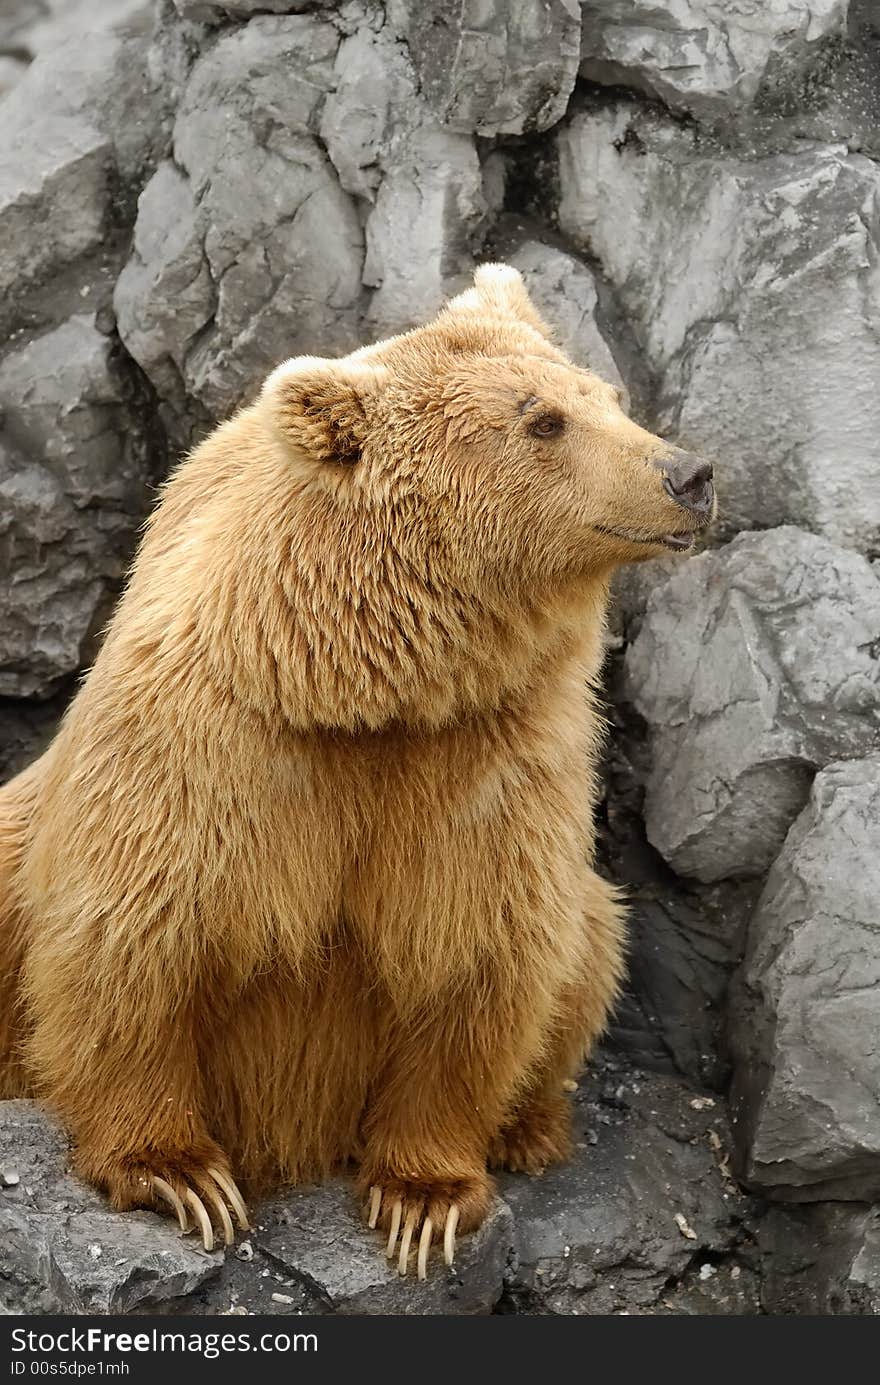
top-left (594, 525), bottom-right (696, 551)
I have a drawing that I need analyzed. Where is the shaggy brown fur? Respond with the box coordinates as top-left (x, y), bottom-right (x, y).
top-left (0, 266), bottom-right (713, 1274)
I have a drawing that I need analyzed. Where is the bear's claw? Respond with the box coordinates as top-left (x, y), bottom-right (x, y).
top-left (208, 1164), bottom-right (250, 1231)
top-left (184, 1186), bottom-right (215, 1251)
top-left (367, 1185), bottom-right (382, 1229)
top-left (368, 1185), bottom-right (461, 1279)
top-left (417, 1216), bottom-right (433, 1281)
top-left (151, 1175), bottom-right (188, 1232)
top-left (147, 1166), bottom-right (249, 1251)
top-left (196, 1180), bottom-right (235, 1246)
top-left (443, 1204), bottom-right (459, 1266)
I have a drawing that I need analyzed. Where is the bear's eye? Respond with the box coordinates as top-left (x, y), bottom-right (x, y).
top-left (529, 412), bottom-right (565, 439)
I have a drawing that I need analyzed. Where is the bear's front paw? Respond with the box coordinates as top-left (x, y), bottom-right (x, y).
top-left (80, 1145), bottom-right (250, 1252)
top-left (360, 1171), bottom-right (493, 1280)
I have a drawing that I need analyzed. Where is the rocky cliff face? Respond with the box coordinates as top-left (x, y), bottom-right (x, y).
top-left (1, 0), bottom-right (879, 1315)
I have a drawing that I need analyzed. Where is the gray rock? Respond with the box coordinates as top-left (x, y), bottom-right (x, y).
top-left (317, 18), bottom-right (489, 337)
top-left (0, 1099), bottom-right (510, 1315)
top-left (579, 0), bottom-right (849, 117)
top-left (116, 13), bottom-right (364, 445)
top-left (23, 0), bottom-right (153, 58)
top-left (0, 10), bottom-right (167, 331)
top-left (508, 241), bottom-right (627, 398)
top-left (759, 1203), bottom-right (880, 1314)
top-left (113, 161), bottom-right (217, 445)
top-left (319, 24), bottom-right (417, 204)
top-left (0, 0), bottom-right (46, 96)
top-left (558, 108), bottom-right (880, 552)
top-left (0, 54), bottom-right (27, 99)
top-left (363, 124), bottom-right (486, 336)
top-left (0, 107), bottom-right (108, 319)
top-left (605, 577), bottom-right (763, 1092)
top-left (0, 315), bottom-right (151, 698)
top-left (0, 1101), bottom-right (220, 1314)
top-left (624, 528), bottom-right (880, 883)
top-left (601, 796), bottom-right (758, 1089)
top-left (401, 0), bottom-right (581, 136)
top-left (0, 0), bottom-right (49, 56)
top-left (501, 1057), bottom-right (747, 1314)
top-left (251, 1182), bottom-right (512, 1315)
top-left (0, 695), bottom-right (64, 786)
top-left (0, 0), bottom-right (144, 102)
top-left (173, 0), bottom-right (335, 17)
top-left (730, 756), bottom-right (880, 1201)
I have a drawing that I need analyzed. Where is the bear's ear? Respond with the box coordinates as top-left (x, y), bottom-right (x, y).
top-left (261, 356), bottom-right (384, 467)
top-left (447, 263), bottom-right (550, 337)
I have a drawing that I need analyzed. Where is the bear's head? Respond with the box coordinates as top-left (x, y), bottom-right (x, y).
top-left (261, 263), bottom-right (714, 593)
top-left (246, 263), bottom-right (716, 728)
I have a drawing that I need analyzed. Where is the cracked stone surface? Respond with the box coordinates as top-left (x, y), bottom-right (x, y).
top-left (0, 4), bottom-right (165, 329)
top-left (0, 1101), bottom-right (220, 1314)
top-left (624, 528), bottom-right (880, 883)
top-left (508, 240), bottom-right (627, 398)
top-left (172, 0), bottom-right (336, 18)
top-left (759, 1203), bottom-right (880, 1313)
top-left (322, 16), bottom-right (487, 338)
top-left (0, 1097), bottom-right (512, 1315)
top-left (558, 106), bottom-right (880, 552)
top-left (0, 0), bottom-right (151, 99)
top-left (401, 0), bottom-right (582, 137)
top-left (1, 1057), bottom-right (760, 1316)
top-left (239, 1184), bottom-right (512, 1316)
top-left (730, 756), bottom-right (880, 1201)
top-left (0, 315), bottom-right (154, 699)
top-left (115, 12), bottom-right (364, 450)
top-left (579, 0), bottom-right (850, 117)
top-left (362, 123), bottom-right (485, 337)
top-left (599, 789), bottom-right (759, 1090)
top-left (500, 1055), bottom-right (756, 1315)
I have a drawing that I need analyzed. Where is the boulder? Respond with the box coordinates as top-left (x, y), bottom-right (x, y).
top-left (23, 0), bottom-right (153, 58)
top-left (558, 108), bottom-right (880, 552)
top-left (0, 1099), bottom-right (511, 1315)
top-left (0, 0), bottom-right (47, 97)
top-left (508, 241), bottom-right (627, 397)
top-left (0, 1059), bottom-right (754, 1317)
top-left (501, 1055), bottom-right (751, 1314)
top-left (759, 1203), bottom-right (880, 1315)
top-left (0, 11), bottom-right (166, 331)
top-left (601, 802), bottom-right (757, 1089)
top-left (363, 125), bottom-right (486, 335)
top-left (319, 26), bottom-right (417, 204)
top-left (730, 756), bottom-right (880, 1201)
top-left (115, 13), bottom-right (364, 447)
top-left (624, 528), bottom-right (880, 883)
top-left (0, 1), bottom-right (151, 100)
top-left (318, 22), bottom-right (489, 337)
top-left (402, 0), bottom-right (581, 136)
top-left (245, 1182), bottom-right (512, 1316)
top-left (0, 1101), bottom-right (219, 1314)
top-left (579, 0), bottom-right (849, 117)
top-left (0, 315), bottom-right (152, 699)
top-left (0, 110), bottom-right (109, 320)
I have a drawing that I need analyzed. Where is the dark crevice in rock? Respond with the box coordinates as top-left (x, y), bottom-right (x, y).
top-left (0, 688), bottom-right (71, 784)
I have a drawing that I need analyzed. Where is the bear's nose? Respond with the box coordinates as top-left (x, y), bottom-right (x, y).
top-left (660, 449), bottom-right (714, 515)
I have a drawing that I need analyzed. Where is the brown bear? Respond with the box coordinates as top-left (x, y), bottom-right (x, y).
top-left (0, 265), bottom-right (714, 1278)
